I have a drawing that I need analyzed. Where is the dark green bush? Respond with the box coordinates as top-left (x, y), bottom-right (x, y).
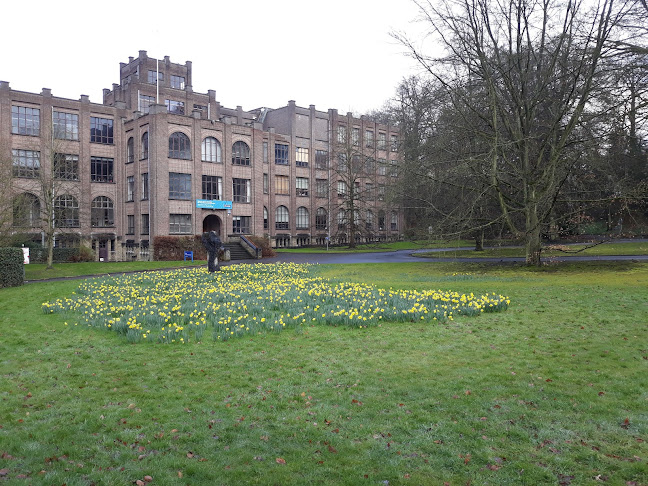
top-left (0, 247), bottom-right (24, 288)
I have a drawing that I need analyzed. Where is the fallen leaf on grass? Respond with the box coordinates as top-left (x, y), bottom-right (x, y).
top-left (276, 457), bottom-right (286, 465)
top-left (328, 445), bottom-right (337, 453)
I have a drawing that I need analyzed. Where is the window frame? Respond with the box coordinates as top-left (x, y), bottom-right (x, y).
top-left (90, 116), bottom-right (114, 144)
top-left (90, 156), bottom-right (114, 183)
top-left (275, 143), bottom-right (289, 165)
top-left (12, 149), bottom-right (40, 178)
top-left (169, 214), bottom-right (192, 234)
top-left (169, 132), bottom-right (191, 160)
top-left (232, 178), bottom-right (251, 203)
top-left (11, 105), bottom-right (40, 136)
top-left (91, 196), bottom-right (115, 228)
top-left (202, 175), bottom-right (222, 200)
top-left (232, 141), bottom-right (251, 166)
top-left (169, 172), bottom-right (192, 200)
top-left (53, 111), bottom-right (79, 141)
top-left (201, 137), bottom-right (222, 163)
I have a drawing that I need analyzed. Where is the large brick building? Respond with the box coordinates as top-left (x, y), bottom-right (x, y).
top-left (1, 51), bottom-right (402, 261)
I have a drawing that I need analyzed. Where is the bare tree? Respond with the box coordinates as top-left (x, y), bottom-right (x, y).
top-left (9, 134), bottom-right (85, 269)
top-left (330, 122), bottom-right (383, 248)
top-left (394, 0), bottom-right (638, 264)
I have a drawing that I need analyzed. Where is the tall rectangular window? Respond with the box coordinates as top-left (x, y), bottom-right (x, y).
top-left (170, 75), bottom-right (185, 89)
top-left (263, 141), bottom-right (268, 163)
top-left (127, 176), bottom-right (135, 202)
top-left (316, 178), bottom-right (328, 198)
top-left (296, 177), bottom-right (309, 197)
top-left (337, 125), bottom-right (346, 143)
top-left (232, 178), bottom-right (251, 203)
top-left (378, 185), bottom-right (385, 201)
top-left (365, 130), bottom-right (374, 148)
top-left (202, 175), bottom-right (222, 200)
top-left (352, 127), bottom-right (360, 146)
top-left (53, 111), bottom-right (79, 140)
top-left (141, 214), bottom-right (149, 235)
top-left (263, 173), bottom-right (269, 194)
top-left (378, 133), bottom-right (386, 150)
top-left (142, 173), bottom-right (149, 200)
top-left (90, 117), bottom-right (114, 144)
top-left (315, 150), bottom-right (328, 170)
top-left (127, 215), bottom-right (135, 235)
top-left (232, 216), bottom-right (251, 234)
top-left (12, 149), bottom-right (40, 178)
top-left (147, 70), bottom-right (163, 84)
top-left (390, 134), bottom-right (398, 152)
top-left (91, 156), bottom-right (114, 183)
top-left (169, 214), bottom-right (192, 234)
top-left (296, 147), bottom-right (309, 167)
top-left (275, 143), bottom-right (289, 165)
top-left (378, 158), bottom-right (387, 176)
top-left (11, 106), bottom-right (40, 136)
top-left (169, 172), bottom-right (191, 199)
top-left (337, 180), bottom-right (347, 197)
top-left (53, 154), bottom-right (79, 180)
top-left (139, 94), bottom-right (155, 114)
top-left (165, 100), bottom-right (185, 115)
top-left (275, 175), bottom-right (289, 195)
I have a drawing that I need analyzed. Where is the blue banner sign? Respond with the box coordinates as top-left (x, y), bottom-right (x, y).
top-left (196, 199), bottom-right (233, 210)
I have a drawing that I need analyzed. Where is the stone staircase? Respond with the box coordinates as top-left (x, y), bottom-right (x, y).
top-left (224, 242), bottom-right (255, 261)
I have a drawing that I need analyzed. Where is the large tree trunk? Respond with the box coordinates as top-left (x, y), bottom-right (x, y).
top-left (525, 207), bottom-right (542, 266)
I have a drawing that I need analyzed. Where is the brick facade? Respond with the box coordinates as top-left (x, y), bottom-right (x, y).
top-left (1, 51), bottom-right (402, 261)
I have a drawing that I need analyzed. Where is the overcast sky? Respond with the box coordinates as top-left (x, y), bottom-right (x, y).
top-left (0, 0), bottom-right (426, 114)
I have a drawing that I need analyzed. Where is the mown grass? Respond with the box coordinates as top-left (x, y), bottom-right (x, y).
top-left (419, 241), bottom-right (648, 259)
top-left (1, 261), bottom-right (647, 485)
top-left (24, 260), bottom-right (205, 281)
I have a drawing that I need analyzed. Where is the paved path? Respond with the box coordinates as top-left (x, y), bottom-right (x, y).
top-left (265, 248), bottom-right (648, 265)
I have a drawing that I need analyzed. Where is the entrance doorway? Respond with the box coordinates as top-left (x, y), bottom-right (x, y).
top-left (202, 214), bottom-right (222, 235)
top-left (99, 240), bottom-right (108, 261)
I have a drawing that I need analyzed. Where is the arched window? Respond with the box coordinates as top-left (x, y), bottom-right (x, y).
top-left (232, 141), bottom-right (250, 166)
top-left (127, 137), bottom-right (134, 163)
top-left (275, 205), bottom-right (289, 230)
top-left (91, 196), bottom-right (114, 227)
top-left (263, 206), bottom-right (269, 230)
top-left (378, 210), bottom-right (386, 231)
top-left (12, 193), bottom-right (40, 227)
top-left (391, 211), bottom-right (398, 231)
top-left (141, 132), bottom-right (149, 160)
top-left (315, 208), bottom-right (327, 230)
top-left (202, 137), bottom-right (222, 163)
top-left (54, 195), bottom-right (79, 228)
top-left (296, 207), bottom-right (309, 230)
top-left (169, 132), bottom-right (191, 159)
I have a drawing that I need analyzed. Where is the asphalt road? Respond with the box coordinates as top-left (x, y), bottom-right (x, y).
top-left (265, 247), bottom-right (648, 264)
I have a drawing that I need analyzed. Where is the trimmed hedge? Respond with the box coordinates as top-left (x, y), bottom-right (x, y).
top-left (0, 247), bottom-right (24, 288)
top-left (28, 247), bottom-right (82, 264)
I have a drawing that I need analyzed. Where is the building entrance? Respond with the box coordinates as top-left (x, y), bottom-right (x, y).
top-left (202, 215), bottom-right (222, 235)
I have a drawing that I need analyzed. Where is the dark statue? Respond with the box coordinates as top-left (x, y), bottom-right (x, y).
top-left (202, 231), bottom-right (224, 272)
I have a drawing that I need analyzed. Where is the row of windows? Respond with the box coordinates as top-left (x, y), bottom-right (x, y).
top-left (12, 150), bottom-right (114, 182)
top-left (147, 70), bottom-right (185, 90)
top-left (12, 193), bottom-right (120, 228)
top-left (337, 125), bottom-right (398, 152)
top-left (14, 191), bottom-right (397, 235)
top-left (12, 106), bottom-right (114, 144)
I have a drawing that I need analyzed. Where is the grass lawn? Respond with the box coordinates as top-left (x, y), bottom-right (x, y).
top-left (1, 262), bottom-right (647, 485)
top-left (419, 241), bottom-right (648, 259)
top-left (24, 260), bottom-right (205, 281)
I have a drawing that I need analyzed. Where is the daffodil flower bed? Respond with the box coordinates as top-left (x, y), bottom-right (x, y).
top-left (43, 263), bottom-right (509, 343)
